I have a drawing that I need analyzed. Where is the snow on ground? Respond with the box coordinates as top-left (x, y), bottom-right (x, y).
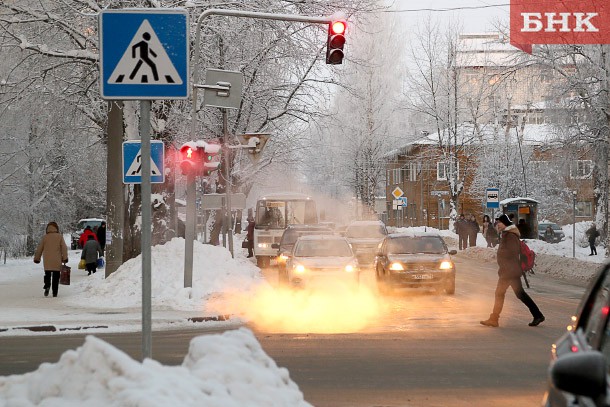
top-left (66, 237), bottom-right (265, 311)
top-left (0, 328), bottom-right (311, 407)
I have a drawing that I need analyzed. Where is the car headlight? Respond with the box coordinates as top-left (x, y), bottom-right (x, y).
top-left (344, 264), bottom-right (356, 273)
top-left (389, 262), bottom-right (404, 271)
top-left (294, 264), bottom-right (306, 274)
top-left (258, 243), bottom-right (269, 248)
top-left (439, 261), bottom-right (454, 270)
top-left (277, 254), bottom-right (289, 263)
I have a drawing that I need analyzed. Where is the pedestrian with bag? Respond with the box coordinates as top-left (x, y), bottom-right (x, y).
top-left (480, 214), bottom-right (545, 328)
top-left (81, 235), bottom-right (103, 275)
top-left (246, 217), bottom-right (255, 258)
top-left (586, 223), bottom-right (600, 256)
top-left (78, 225), bottom-right (98, 248)
top-left (33, 221), bottom-right (69, 297)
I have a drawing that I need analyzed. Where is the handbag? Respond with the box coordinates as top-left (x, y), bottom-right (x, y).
top-left (97, 257), bottom-right (105, 268)
top-left (241, 240), bottom-right (249, 249)
top-left (60, 264), bottom-right (71, 285)
top-left (78, 259), bottom-right (86, 270)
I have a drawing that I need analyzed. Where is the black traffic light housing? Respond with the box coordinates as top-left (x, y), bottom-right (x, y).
top-left (202, 143), bottom-right (221, 177)
top-left (326, 20), bottom-right (346, 65)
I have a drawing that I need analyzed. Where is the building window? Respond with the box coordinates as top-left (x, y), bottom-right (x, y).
top-left (392, 168), bottom-right (402, 184)
top-left (576, 201), bottom-right (593, 217)
top-left (404, 162), bottom-right (419, 182)
top-left (437, 161), bottom-right (459, 181)
top-left (570, 160), bottom-right (593, 179)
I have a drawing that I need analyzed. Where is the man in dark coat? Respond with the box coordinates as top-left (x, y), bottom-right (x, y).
top-left (455, 214), bottom-right (468, 250)
top-left (480, 214), bottom-right (545, 328)
top-left (586, 223), bottom-right (600, 256)
top-left (96, 221), bottom-right (107, 255)
top-left (467, 215), bottom-right (479, 247)
top-left (246, 217), bottom-right (255, 258)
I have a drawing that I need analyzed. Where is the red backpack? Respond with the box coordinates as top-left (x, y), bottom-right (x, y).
top-left (520, 241), bottom-right (536, 272)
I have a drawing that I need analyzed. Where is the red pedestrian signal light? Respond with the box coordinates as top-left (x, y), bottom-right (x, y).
top-left (326, 20), bottom-right (346, 65)
top-left (179, 143), bottom-right (200, 175)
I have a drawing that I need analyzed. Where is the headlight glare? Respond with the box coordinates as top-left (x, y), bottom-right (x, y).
top-left (389, 262), bottom-right (404, 271)
top-left (344, 264), bottom-right (355, 273)
top-left (294, 264), bottom-right (306, 274)
top-left (439, 261), bottom-right (453, 270)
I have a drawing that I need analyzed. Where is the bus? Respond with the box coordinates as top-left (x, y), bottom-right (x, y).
top-left (253, 193), bottom-right (318, 267)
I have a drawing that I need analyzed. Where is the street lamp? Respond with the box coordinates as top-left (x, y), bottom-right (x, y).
top-left (573, 191), bottom-right (577, 258)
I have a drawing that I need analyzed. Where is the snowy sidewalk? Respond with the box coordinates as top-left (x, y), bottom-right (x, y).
top-left (0, 238), bottom-right (261, 336)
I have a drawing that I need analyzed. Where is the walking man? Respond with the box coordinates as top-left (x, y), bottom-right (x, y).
top-left (586, 223), bottom-right (600, 256)
top-left (480, 214), bottom-right (545, 328)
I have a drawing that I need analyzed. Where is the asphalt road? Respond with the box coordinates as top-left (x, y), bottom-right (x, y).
top-left (0, 254), bottom-right (589, 407)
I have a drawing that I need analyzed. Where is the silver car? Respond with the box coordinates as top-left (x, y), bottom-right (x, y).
top-left (286, 235), bottom-right (359, 289)
top-left (345, 220), bottom-right (388, 266)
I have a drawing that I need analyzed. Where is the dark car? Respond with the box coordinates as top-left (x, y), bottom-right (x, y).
top-left (538, 222), bottom-right (565, 244)
top-left (542, 263), bottom-right (610, 407)
top-left (272, 225), bottom-right (333, 284)
top-left (374, 233), bottom-right (457, 295)
top-left (345, 220), bottom-right (388, 266)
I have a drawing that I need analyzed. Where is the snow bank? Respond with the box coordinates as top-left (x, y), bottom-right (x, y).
top-left (0, 328), bottom-right (311, 407)
top-left (66, 237), bottom-right (266, 311)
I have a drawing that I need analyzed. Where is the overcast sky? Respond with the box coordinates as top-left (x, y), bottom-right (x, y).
top-left (390, 0), bottom-right (510, 33)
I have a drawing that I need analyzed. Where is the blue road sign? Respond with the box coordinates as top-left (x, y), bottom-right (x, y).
top-left (100, 9), bottom-right (189, 100)
top-left (399, 197), bottom-right (408, 207)
top-left (123, 140), bottom-right (165, 184)
top-left (486, 188), bottom-right (500, 209)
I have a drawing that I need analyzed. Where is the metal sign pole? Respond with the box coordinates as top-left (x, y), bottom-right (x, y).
top-left (140, 100), bottom-right (152, 360)
top-left (185, 172), bottom-right (195, 287)
top-left (223, 109), bottom-right (234, 257)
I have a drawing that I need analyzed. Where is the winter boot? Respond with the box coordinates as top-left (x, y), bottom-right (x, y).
top-left (480, 313), bottom-right (499, 327)
top-left (528, 315), bottom-right (545, 327)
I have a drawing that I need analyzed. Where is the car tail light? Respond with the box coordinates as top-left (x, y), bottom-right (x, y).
top-left (570, 345), bottom-right (579, 353)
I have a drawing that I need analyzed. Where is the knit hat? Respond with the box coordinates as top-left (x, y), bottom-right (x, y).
top-left (496, 214), bottom-right (512, 227)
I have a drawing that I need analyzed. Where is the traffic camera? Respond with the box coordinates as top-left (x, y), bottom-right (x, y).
top-left (326, 20), bottom-right (346, 65)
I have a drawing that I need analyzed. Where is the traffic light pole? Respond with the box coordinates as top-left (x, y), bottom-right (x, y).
top-left (222, 108), bottom-right (234, 257)
top-left (184, 171), bottom-right (196, 287)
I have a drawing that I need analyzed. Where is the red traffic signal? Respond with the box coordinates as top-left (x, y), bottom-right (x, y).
top-left (326, 20), bottom-right (346, 65)
top-left (179, 143), bottom-right (200, 175)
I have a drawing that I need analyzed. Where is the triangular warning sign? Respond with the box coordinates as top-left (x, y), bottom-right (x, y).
top-left (126, 149), bottom-right (162, 177)
top-left (108, 20), bottom-right (183, 85)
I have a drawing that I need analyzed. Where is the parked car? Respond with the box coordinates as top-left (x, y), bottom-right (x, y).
top-left (538, 222), bottom-right (565, 243)
top-left (286, 235), bottom-right (359, 290)
top-left (374, 232), bottom-right (457, 295)
top-left (541, 263), bottom-right (610, 407)
top-left (345, 220), bottom-right (388, 266)
top-left (272, 224), bottom-right (333, 284)
top-left (71, 218), bottom-right (104, 250)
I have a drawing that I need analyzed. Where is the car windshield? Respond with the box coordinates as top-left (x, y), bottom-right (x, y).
top-left (540, 223), bottom-right (561, 231)
top-left (76, 220), bottom-right (102, 230)
top-left (294, 239), bottom-right (353, 257)
top-left (346, 225), bottom-right (386, 238)
top-left (388, 236), bottom-right (446, 254)
top-left (280, 228), bottom-right (332, 246)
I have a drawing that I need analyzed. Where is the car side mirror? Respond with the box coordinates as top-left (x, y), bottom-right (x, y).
top-left (551, 351), bottom-right (607, 402)
top-left (271, 243), bottom-right (279, 249)
top-left (449, 250), bottom-right (457, 255)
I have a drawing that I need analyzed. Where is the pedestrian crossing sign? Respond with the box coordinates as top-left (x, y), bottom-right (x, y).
top-left (123, 140), bottom-right (165, 184)
top-left (99, 9), bottom-right (189, 100)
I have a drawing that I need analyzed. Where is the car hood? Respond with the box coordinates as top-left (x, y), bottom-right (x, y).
top-left (387, 253), bottom-right (450, 263)
top-left (293, 257), bottom-right (355, 268)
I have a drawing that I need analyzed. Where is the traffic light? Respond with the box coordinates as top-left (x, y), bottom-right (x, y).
top-left (179, 143), bottom-right (200, 175)
top-left (202, 142), bottom-right (221, 176)
top-left (326, 20), bottom-right (346, 65)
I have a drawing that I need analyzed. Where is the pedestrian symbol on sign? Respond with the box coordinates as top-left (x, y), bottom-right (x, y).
top-left (108, 20), bottom-right (183, 85)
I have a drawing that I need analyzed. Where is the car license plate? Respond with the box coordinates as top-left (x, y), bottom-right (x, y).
top-left (412, 274), bottom-right (433, 280)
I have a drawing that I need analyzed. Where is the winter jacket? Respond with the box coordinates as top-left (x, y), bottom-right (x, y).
top-left (78, 229), bottom-right (98, 248)
top-left (96, 225), bottom-right (107, 248)
top-left (455, 219), bottom-right (467, 236)
top-left (586, 226), bottom-right (600, 243)
top-left (246, 220), bottom-right (255, 241)
top-left (34, 223), bottom-right (68, 272)
top-left (496, 225), bottom-right (522, 279)
top-left (81, 239), bottom-right (103, 264)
